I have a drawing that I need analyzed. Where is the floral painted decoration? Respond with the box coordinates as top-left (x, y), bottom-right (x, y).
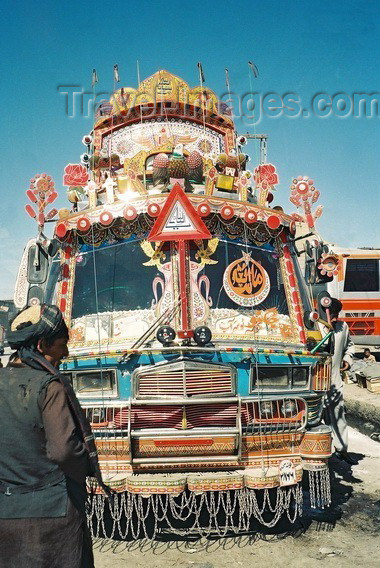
top-left (25, 173), bottom-right (58, 228)
top-left (317, 252), bottom-right (341, 277)
top-left (289, 176), bottom-right (322, 229)
top-left (254, 164), bottom-right (279, 206)
top-left (254, 164), bottom-right (279, 188)
top-left (63, 163), bottom-right (89, 187)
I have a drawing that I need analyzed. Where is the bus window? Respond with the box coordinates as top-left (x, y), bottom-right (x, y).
top-left (343, 259), bottom-right (379, 292)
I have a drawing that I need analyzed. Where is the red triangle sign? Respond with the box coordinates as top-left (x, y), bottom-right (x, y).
top-left (148, 184), bottom-right (211, 242)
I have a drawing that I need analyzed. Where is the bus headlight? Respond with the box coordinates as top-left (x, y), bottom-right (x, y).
top-left (280, 400), bottom-right (297, 417)
top-left (259, 401), bottom-right (274, 417)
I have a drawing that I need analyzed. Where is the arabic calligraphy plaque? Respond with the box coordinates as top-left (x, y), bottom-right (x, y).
top-left (162, 202), bottom-right (195, 233)
top-left (223, 253), bottom-right (270, 307)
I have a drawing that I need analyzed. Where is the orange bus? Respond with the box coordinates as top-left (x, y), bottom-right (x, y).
top-left (324, 247), bottom-right (380, 346)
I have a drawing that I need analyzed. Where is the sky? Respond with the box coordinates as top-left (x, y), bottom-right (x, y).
top-left (0, 0), bottom-right (379, 298)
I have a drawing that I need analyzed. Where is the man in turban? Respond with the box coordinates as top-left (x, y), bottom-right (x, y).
top-left (323, 298), bottom-right (357, 465)
top-left (0, 304), bottom-right (99, 568)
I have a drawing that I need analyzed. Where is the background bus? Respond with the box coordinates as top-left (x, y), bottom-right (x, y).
top-left (318, 247), bottom-right (380, 347)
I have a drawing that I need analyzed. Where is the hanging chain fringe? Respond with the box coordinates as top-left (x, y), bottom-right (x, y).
top-left (86, 485), bottom-right (304, 540)
top-left (308, 468), bottom-right (331, 510)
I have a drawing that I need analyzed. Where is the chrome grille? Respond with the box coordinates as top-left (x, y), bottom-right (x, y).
top-left (134, 359), bottom-right (235, 398)
top-left (138, 373), bottom-right (184, 397)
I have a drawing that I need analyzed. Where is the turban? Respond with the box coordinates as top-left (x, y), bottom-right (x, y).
top-left (8, 304), bottom-right (68, 350)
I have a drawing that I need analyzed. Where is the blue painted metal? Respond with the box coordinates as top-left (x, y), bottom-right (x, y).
top-left (62, 352), bottom-right (320, 402)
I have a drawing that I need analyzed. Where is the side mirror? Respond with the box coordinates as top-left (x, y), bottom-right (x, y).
top-left (27, 285), bottom-right (45, 306)
top-left (27, 243), bottom-right (49, 284)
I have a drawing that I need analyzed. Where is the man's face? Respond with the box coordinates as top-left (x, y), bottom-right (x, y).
top-left (330, 312), bottom-right (340, 324)
top-left (39, 336), bottom-right (69, 367)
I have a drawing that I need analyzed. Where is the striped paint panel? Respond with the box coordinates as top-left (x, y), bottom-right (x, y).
top-left (185, 403), bottom-right (237, 428)
top-left (112, 403), bottom-right (238, 430)
top-left (86, 398), bottom-right (306, 433)
top-left (114, 405), bottom-right (183, 429)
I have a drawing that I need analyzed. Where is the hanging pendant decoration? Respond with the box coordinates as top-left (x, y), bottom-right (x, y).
top-left (305, 464), bottom-right (331, 509)
top-left (87, 483), bottom-right (304, 539)
top-left (223, 252), bottom-right (270, 307)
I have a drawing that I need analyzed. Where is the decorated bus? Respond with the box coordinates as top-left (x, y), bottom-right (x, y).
top-left (15, 70), bottom-right (334, 537)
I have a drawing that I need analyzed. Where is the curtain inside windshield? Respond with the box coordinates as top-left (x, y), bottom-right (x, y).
top-left (71, 240), bottom-right (160, 319)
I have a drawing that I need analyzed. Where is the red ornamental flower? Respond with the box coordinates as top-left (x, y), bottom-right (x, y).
top-left (63, 164), bottom-right (88, 187)
top-left (317, 253), bottom-right (341, 277)
top-left (30, 173), bottom-right (55, 194)
top-left (35, 177), bottom-right (50, 193)
top-left (254, 164), bottom-right (279, 186)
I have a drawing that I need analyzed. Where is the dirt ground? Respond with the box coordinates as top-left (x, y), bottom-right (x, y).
top-left (93, 427), bottom-right (380, 568)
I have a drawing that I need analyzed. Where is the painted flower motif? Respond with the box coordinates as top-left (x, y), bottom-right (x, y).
top-left (317, 252), bottom-right (341, 277)
top-left (116, 141), bottom-right (134, 155)
top-left (289, 175), bottom-right (322, 229)
top-left (290, 176), bottom-right (315, 200)
top-left (63, 163), bottom-right (88, 187)
top-left (194, 306), bottom-right (205, 318)
top-left (30, 173), bottom-right (55, 194)
top-left (197, 139), bottom-right (212, 154)
top-left (26, 173), bottom-right (57, 227)
top-left (254, 164), bottom-right (279, 186)
top-left (70, 326), bottom-right (85, 342)
top-left (76, 254), bottom-right (84, 264)
top-left (279, 323), bottom-right (293, 338)
top-left (35, 177), bottom-right (50, 192)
